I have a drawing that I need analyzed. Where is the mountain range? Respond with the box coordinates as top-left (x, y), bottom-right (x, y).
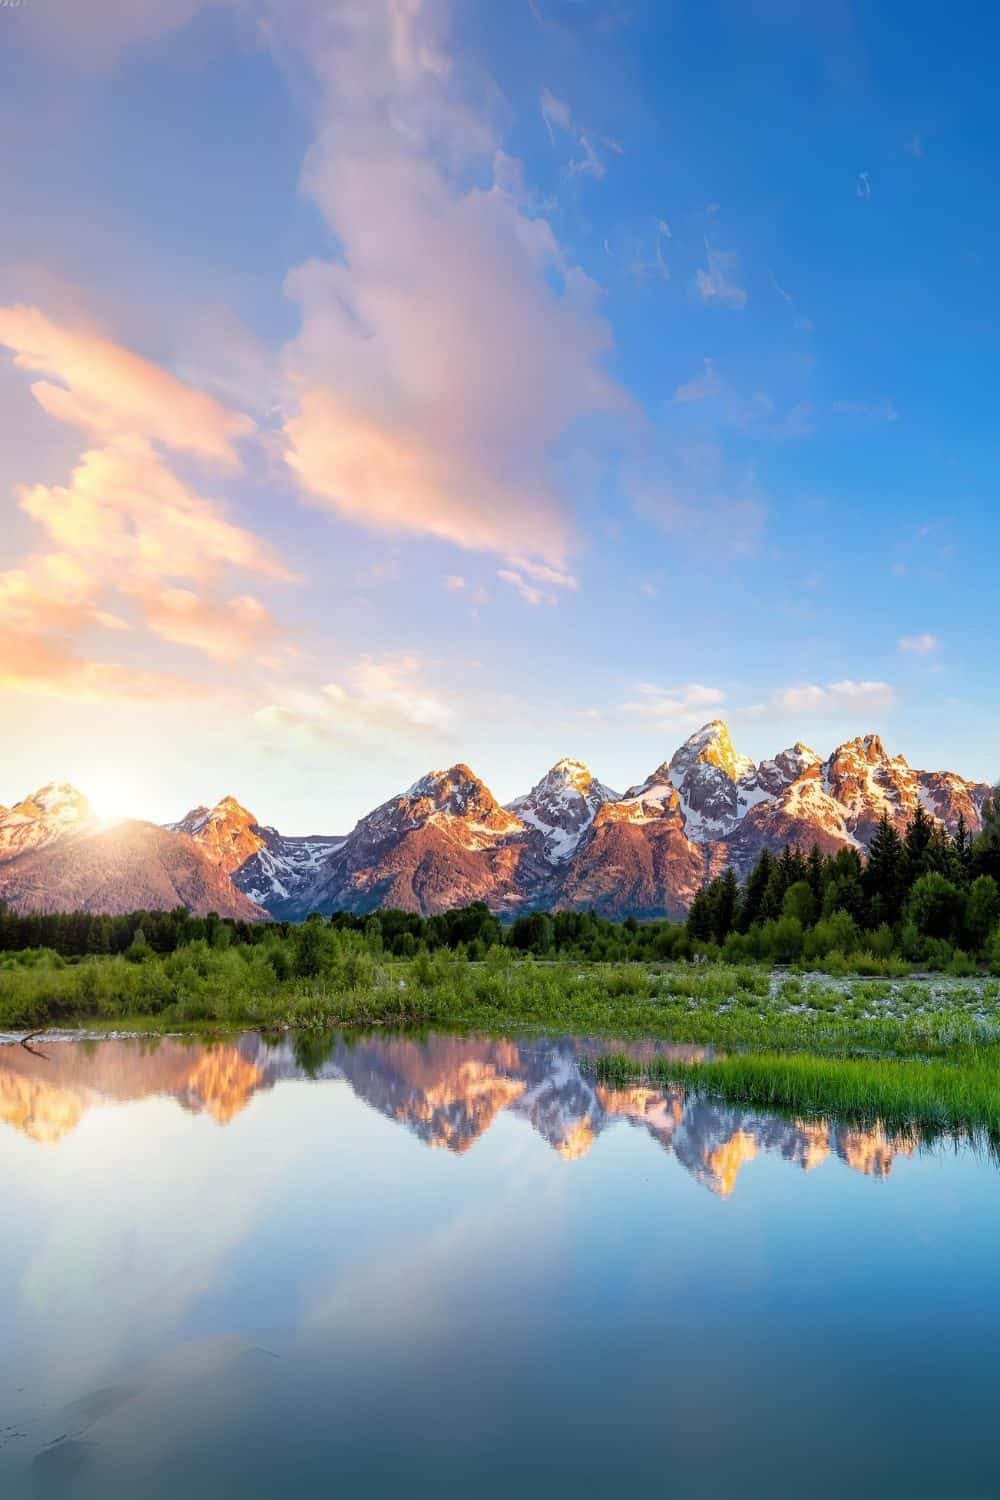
top-left (0, 721), bottom-right (991, 921)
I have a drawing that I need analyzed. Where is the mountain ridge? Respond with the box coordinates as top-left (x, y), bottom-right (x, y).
top-left (1, 723), bottom-right (992, 920)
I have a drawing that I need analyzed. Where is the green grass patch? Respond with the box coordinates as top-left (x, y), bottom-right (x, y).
top-left (592, 1047), bottom-right (1000, 1140)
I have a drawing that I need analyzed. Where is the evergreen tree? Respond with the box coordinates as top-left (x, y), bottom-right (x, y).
top-left (953, 814), bottom-right (973, 886)
top-left (686, 884), bottom-right (715, 943)
top-left (972, 792), bottom-right (1000, 884)
top-left (965, 875), bottom-right (1000, 951)
top-left (822, 847), bottom-right (864, 921)
top-left (712, 868), bottom-right (739, 944)
top-left (806, 845), bottom-right (825, 907)
top-left (863, 813), bottom-right (906, 928)
top-left (903, 803), bottom-right (935, 885)
top-left (736, 849), bottom-right (773, 932)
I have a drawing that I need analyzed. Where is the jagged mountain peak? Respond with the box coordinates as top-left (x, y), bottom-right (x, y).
top-left (666, 723), bottom-right (756, 840)
top-left (508, 759), bottom-right (619, 864)
top-left (830, 733), bottom-right (906, 768)
top-left (670, 720), bottom-right (755, 785)
top-left (0, 782), bottom-right (93, 866)
top-left (364, 764), bottom-right (526, 848)
top-left (167, 794), bottom-right (266, 877)
top-left (11, 782), bottom-right (91, 817)
top-left (407, 763), bottom-right (484, 799)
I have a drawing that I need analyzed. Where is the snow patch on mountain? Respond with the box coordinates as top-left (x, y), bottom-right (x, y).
top-left (507, 758), bottom-right (619, 863)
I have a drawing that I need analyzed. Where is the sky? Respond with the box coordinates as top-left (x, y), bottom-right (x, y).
top-left (1, 0), bottom-right (997, 833)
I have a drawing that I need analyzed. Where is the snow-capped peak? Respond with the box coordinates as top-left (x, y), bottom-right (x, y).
top-left (670, 720), bottom-right (755, 783)
top-left (507, 760), bottom-right (620, 863)
top-left (666, 722), bottom-right (757, 839)
top-left (0, 783), bottom-right (93, 864)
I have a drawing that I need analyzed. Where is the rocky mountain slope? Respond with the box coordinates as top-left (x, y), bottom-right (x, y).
top-left (506, 758), bottom-right (619, 864)
top-left (0, 784), bottom-right (93, 864)
top-left (305, 765), bottom-right (549, 917)
top-left (0, 785), bottom-right (265, 920)
top-left (168, 797), bottom-right (343, 918)
top-left (4, 725), bottom-right (992, 920)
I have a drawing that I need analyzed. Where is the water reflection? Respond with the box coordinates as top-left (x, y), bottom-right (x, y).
top-left (0, 1032), bottom-right (917, 1195)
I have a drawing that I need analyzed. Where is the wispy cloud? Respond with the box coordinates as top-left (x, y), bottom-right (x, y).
top-left (898, 633), bottom-right (939, 657)
top-left (621, 682), bottom-right (726, 724)
top-left (904, 131), bottom-right (923, 159)
top-left (0, 305), bottom-right (252, 468)
top-left (833, 398), bottom-right (899, 423)
top-left (254, 654), bottom-right (456, 748)
top-left (695, 244), bottom-right (747, 309)
top-left (774, 680), bottom-right (896, 715)
top-left (497, 557), bottom-right (577, 607)
top-left (631, 440), bottom-right (767, 556)
top-left (540, 88), bottom-right (623, 180)
top-left (673, 359), bottom-right (814, 439)
top-left (856, 171), bottom-right (872, 200)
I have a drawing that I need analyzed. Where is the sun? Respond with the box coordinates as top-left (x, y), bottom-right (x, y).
top-left (77, 765), bottom-right (154, 825)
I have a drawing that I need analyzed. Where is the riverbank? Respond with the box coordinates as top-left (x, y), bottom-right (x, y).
top-left (3, 946), bottom-right (999, 1054)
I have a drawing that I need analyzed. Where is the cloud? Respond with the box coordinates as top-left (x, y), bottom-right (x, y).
top-left (621, 682), bottom-right (726, 723)
top-left (280, 3), bottom-right (624, 575)
top-left (856, 171), bottom-right (872, 200)
top-left (631, 441), bottom-right (768, 556)
top-left (672, 360), bottom-right (813, 440)
top-left (443, 575), bottom-right (467, 592)
top-left (254, 653), bottom-right (455, 746)
top-left (0, 624), bottom-right (205, 702)
top-left (19, 439), bottom-right (291, 587)
top-left (695, 245), bottom-right (747, 309)
top-left (497, 554), bottom-right (578, 606)
top-left (137, 588), bottom-right (283, 663)
top-left (497, 569), bottom-right (547, 606)
top-left (832, 398), bottom-right (899, 424)
top-left (540, 87), bottom-right (623, 180)
top-left (540, 89), bottom-right (573, 141)
top-left (0, 305), bottom-right (253, 467)
top-left (0, 304), bottom-right (292, 698)
top-left (898, 633), bottom-right (939, 657)
top-left (774, 680), bottom-right (896, 715)
top-left (674, 359), bottom-right (724, 403)
top-left (904, 131), bottom-right (923, 159)
top-left (21, 0), bottom-right (221, 66)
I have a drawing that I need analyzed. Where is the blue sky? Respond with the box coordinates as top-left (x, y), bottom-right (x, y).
top-left (0, 0), bottom-right (997, 831)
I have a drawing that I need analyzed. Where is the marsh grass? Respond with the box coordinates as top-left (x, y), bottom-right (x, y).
top-left (3, 943), bottom-right (1000, 1063)
top-left (592, 1047), bottom-right (1000, 1140)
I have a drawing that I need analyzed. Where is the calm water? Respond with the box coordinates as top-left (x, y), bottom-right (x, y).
top-left (2, 1031), bottom-right (999, 1498)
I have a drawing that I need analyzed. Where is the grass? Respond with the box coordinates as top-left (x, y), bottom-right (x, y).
top-left (591, 1046), bottom-right (1000, 1141)
top-left (1, 942), bottom-right (999, 1053)
top-left (7, 940), bottom-right (1000, 1142)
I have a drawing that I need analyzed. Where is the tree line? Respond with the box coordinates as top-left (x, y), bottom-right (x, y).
top-left (688, 795), bottom-right (1000, 971)
top-left (2, 792), bottom-right (998, 974)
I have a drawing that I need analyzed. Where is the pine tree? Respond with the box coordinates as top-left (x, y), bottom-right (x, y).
top-left (687, 884), bottom-right (716, 943)
top-left (712, 868), bottom-right (739, 944)
top-left (806, 844), bottom-right (825, 907)
top-left (972, 791), bottom-right (1000, 883)
top-left (736, 848), bottom-right (773, 932)
top-left (903, 804), bottom-right (934, 886)
top-left (864, 813), bottom-right (906, 928)
top-left (953, 814), bottom-right (973, 886)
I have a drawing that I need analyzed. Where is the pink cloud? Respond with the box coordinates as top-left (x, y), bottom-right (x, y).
top-left (137, 587), bottom-right (282, 662)
top-left (0, 305), bottom-right (253, 468)
top-left (18, 439), bottom-right (292, 586)
top-left (280, 0), bottom-right (625, 571)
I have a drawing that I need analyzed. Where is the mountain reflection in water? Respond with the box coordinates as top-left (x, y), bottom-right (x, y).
top-left (0, 1032), bottom-right (916, 1195)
